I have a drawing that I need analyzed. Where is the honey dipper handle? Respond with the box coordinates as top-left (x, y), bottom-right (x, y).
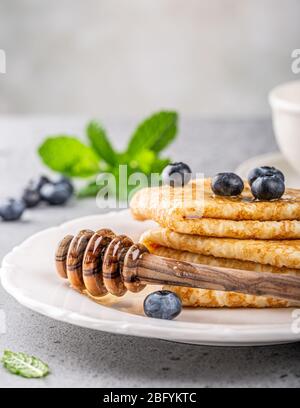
top-left (124, 251), bottom-right (300, 303)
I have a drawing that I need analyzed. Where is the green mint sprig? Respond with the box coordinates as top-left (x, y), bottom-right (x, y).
top-left (87, 120), bottom-right (118, 167)
top-left (38, 110), bottom-right (178, 198)
top-left (126, 111), bottom-right (178, 156)
top-left (2, 350), bottom-right (50, 379)
top-left (38, 136), bottom-right (100, 178)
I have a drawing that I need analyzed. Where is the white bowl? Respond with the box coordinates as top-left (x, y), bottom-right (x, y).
top-left (269, 81), bottom-right (300, 175)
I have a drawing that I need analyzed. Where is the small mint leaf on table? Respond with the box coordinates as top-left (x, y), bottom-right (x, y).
top-left (2, 350), bottom-right (50, 379)
top-left (126, 111), bottom-right (178, 157)
top-left (87, 121), bottom-right (118, 167)
top-left (38, 136), bottom-right (100, 178)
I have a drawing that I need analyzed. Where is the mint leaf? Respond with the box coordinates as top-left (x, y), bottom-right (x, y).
top-left (77, 180), bottom-right (100, 198)
top-left (129, 149), bottom-right (156, 174)
top-left (2, 350), bottom-right (49, 378)
top-left (87, 121), bottom-right (117, 166)
top-left (38, 136), bottom-right (100, 178)
top-left (151, 157), bottom-right (171, 174)
top-left (151, 120), bottom-right (177, 153)
top-left (126, 111), bottom-right (178, 157)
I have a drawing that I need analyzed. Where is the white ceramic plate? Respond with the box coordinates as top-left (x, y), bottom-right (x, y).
top-left (236, 152), bottom-right (300, 188)
top-left (1, 210), bottom-right (300, 347)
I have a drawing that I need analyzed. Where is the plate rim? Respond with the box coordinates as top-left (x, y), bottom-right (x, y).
top-left (1, 210), bottom-right (300, 346)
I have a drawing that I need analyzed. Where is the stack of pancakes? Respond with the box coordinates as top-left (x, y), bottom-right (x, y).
top-left (130, 179), bottom-right (300, 308)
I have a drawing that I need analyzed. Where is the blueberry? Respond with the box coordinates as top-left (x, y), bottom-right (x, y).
top-left (143, 290), bottom-right (182, 320)
top-left (29, 175), bottom-right (51, 192)
top-left (22, 188), bottom-right (41, 208)
top-left (0, 198), bottom-right (25, 221)
top-left (162, 162), bottom-right (192, 187)
top-left (54, 177), bottom-right (74, 195)
top-left (211, 172), bottom-right (244, 196)
top-left (251, 175), bottom-right (285, 200)
top-left (40, 183), bottom-right (71, 205)
top-left (22, 175), bottom-right (50, 208)
top-left (248, 166), bottom-right (285, 186)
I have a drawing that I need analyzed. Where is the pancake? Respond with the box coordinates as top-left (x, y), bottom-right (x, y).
top-left (147, 246), bottom-right (300, 308)
top-left (135, 210), bottom-right (300, 239)
top-left (130, 178), bottom-right (300, 222)
top-left (140, 228), bottom-right (300, 269)
top-left (163, 286), bottom-right (292, 308)
top-left (147, 244), bottom-right (300, 275)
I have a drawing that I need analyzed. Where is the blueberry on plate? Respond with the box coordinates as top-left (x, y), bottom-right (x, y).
top-left (40, 183), bottom-right (71, 206)
top-left (251, 175), bottom-right (285, 200)
top-left (143, 290), bottom-right (182, 320)
top-left (162, 162), bottom-right (192, 187)
top-left (248, 166), bottom-right (285, 186)
top-left (211, 172), bottom-right (244, 196)
top-left (0, 198), bottom-right (26, 221)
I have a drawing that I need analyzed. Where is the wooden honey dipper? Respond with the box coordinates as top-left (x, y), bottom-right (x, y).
top-left (55, 228), bottom-right (300, 303)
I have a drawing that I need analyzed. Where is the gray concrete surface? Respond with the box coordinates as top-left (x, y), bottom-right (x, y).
top-left (0, 117), bottom-right (300, 388)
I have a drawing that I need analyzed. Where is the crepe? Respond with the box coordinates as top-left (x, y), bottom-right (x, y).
top-left (146, 245), bottom-right (300, 308)
top-left (147, 244), bottom-right (300, 275)
top-left (136, 211), bottom-right (300, 239)
top-left (130, 178), bottom-right (300, 222)
top-left (140, 228), bottom-right (300, 269)
top-left (133, 177), bottom-right (300, 306)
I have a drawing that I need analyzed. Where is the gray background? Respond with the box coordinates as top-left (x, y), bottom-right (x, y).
top-left (0, 117), bottom-right (299, 388)
top-left (0, 0), bottom-right (300, 117)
